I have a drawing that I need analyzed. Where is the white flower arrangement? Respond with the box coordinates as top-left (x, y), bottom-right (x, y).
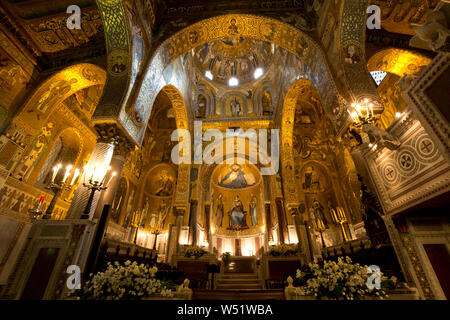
top-left (183, 245), bottom-right (208, 259)
top-left (78, 261), bottom-right (175, 300)
top-left (267, 243), bottom-right (300, 257)
top-left (294, 256), bottom-right (389, 300)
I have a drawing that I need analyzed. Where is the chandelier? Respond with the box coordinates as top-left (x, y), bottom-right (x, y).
top-left (347, 98), bottom-right (401, 151)
top-left (348, 99), bottom-right (377, 128)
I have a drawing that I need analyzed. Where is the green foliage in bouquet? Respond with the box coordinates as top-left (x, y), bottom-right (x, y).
top-left (267, 243), bottom-right (300, 257)
top-left (183, 245), bottom-right (208, 259)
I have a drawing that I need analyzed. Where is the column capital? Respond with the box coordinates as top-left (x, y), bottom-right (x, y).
top-left (113, 138), bottom-right (135, 158)
top-left (173, 206), bottom-right (186, 217)
top-left (286, 204), bottom-right (300, 215)
top-left (94, 123), bottom-right (136, 155)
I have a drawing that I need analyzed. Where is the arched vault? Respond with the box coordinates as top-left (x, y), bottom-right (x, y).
top-left (119, 14), bottom-right (347, 145)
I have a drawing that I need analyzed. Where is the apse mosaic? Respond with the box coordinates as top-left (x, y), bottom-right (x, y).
top-left (210, 164), bottom-right (264, 235)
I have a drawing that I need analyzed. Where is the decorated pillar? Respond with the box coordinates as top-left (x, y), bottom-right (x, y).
top-left (382, 215), bottom-right (414, 284)
top-left (383, 215), bottom-right (438, 300)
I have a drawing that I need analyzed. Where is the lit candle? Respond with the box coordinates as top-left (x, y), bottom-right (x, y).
top-left (369, 104), bottom-right (374, 118)
top-left (100, 166), bottom-right (110, 185)
top-left (105, 171), bottom-right (117, 188)
top-left (90, 164), bottom-right (97, 182)
top-left (70, 168), bottom-right (80, 186)
top-left (51, 166), bottom-right (58, 183)
top-left (116, 195), bottom-right (123, 210)
top-left (62, 165), bottom-right (73, 184)
top-left (38, 196), bottom-right (45, 209)
top-left (82, 165), bottom-right (88, 184)
top-left (355, 104), bottom-right (362, 117)
top-left (51, 164), bottom-right (62, 183)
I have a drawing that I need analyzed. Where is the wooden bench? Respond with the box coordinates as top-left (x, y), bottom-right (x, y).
top-left (262, 256), bottom-right (304, 289)
top-left (176, 260), bottom-right (210, 289)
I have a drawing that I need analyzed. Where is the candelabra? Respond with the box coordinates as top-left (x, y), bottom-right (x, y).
top-left (151, 229), bottom-right (161, 250)
top-left (42, 164), bottom-right (81, 220)
top-left (29, 196), bottom-right (45, 221)
top-left (330, 206), bottom-right (350, 242)
top-left (130, 210), bottom-right (144, 244)
top-left (81, 164), bottom-right (116, 220)
top-left (316, 223), bottom-right (326, 248)
top-left (347, 98), bottom-right (401, 151)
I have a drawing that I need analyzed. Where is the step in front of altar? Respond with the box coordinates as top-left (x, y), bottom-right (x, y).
top-left (216, 273), bottom-right (263, 290)
top-left (193, 289), bottom-right (284, 300)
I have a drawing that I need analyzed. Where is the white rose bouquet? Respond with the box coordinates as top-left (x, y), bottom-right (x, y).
top-left (295, 256), bottom-right (389, 300)
top-left (78, 261), bottom-right (175, 300)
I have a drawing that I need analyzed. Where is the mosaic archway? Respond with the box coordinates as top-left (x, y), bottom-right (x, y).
top-left (16, 63), bottom-right (106, 134)
top-left (280, 79), bottom-right (322, 207)
top-left (198, 150), bottom-right (270, 240)
top-left (156, 85), bottom-right (191, 215)
top-left (121, 14), bottom-right (346, 145)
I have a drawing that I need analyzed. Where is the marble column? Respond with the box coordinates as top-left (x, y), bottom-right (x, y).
top-left (290, 206), bottom-right (313, 264)
top-left (84, 141), bottom-right (132, 274)
top-left (66, 138), bottom-right (115, 220)
top-left (165, 223), bottom-right (173, 263)
top-left (264, 203), bottom-right (273, 242)
top-left (188, 200), bottom-right (198, 246)
top-left (275, 198), bottom-right (289, 243)
top-left (174, 208), bottom-right (185, 255)
top-left (205, 204), bottom-right (212, 250)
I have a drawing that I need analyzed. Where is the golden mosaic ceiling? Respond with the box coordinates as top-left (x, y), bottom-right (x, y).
top-left (193, 36), bottom-right (273, 87)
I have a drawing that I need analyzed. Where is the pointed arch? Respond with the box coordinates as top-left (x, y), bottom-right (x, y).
top-left (147, 84), bottom-right (191, 215)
